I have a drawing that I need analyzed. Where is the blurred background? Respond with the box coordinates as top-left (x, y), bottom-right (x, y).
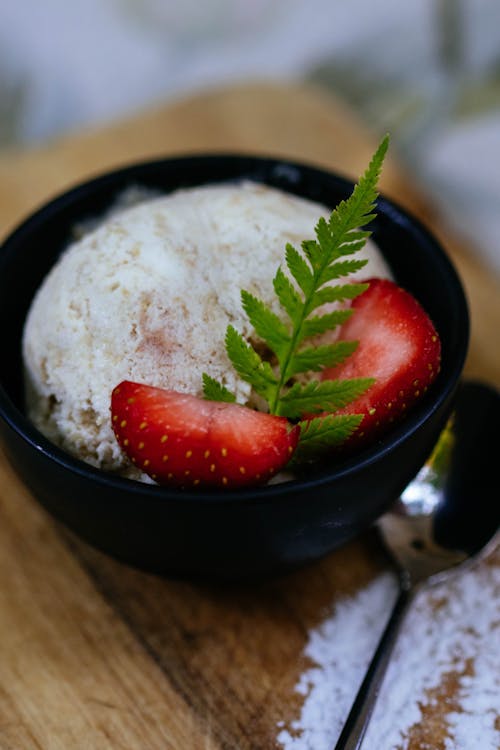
top-left (1, 0), bottom-right (499, 272)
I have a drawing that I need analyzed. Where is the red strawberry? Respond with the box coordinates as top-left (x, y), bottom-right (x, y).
top-left (111, 381), bottom-right (299, 489)
top-left (321, 278), bottom-right (441, 444)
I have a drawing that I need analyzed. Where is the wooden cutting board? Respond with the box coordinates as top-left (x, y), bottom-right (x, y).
top-left (0, 82), bottom-right (498, 750)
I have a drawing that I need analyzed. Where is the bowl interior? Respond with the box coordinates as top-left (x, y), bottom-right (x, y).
top-left (0, 155), bottom-right (468, 512)
top-left (0, 155), bottom-right (468, 437)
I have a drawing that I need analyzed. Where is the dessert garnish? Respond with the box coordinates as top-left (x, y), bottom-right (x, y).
top-left (319, 277), bottom-right (441, 446)
top-left (203, 136), bottom-right (390, 458)
top-left (111, 136), bottom-right (441, 488)
top-left (111, 383), bottom-right (299, 488)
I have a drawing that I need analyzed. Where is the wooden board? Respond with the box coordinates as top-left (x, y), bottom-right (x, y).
top-left (0, 81), bottom-right (498, 749)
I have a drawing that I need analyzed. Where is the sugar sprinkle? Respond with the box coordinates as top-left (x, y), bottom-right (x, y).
top-left (277, 554), bottom-right (499, 749)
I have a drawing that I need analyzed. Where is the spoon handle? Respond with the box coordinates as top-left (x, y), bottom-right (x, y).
top-left (334, 584), bottom-right (415, 750)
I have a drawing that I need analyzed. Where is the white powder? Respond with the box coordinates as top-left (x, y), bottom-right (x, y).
top-left (277, 553), bottom-right (500, 750)
top-left (277, 573), bottom-right (398, 749)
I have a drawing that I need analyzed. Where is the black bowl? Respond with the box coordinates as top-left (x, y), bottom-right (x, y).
top-left (0, 155), bottom-right (469, 580)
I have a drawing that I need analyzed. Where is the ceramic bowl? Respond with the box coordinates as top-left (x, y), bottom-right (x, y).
top-left (0, 155), bottom-right (469, 579)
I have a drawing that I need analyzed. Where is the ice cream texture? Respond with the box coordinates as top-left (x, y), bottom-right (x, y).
top-left (22, 182), bottom-right (392, 477)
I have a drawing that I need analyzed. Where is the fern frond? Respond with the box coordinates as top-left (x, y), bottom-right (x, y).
top-left (202, 374), bottom-right (237, 403)
top-left (294, 414), bottom-right (364, 460)
top-left (203, 135), bottom-right (389, 456)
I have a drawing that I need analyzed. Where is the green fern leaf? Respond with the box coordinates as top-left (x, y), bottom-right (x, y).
top-left (287, 341), bottom-right (359, 377)
top-left (294, 414), bottom-right (364, 460)
top-left (301, 310), bottom-right (354, 339)
top-left (309, 282), bottom-right (369, 313)
top-left (285, 243), bottom-right (314, 297)
top-left (276, 378), bottom-right (375, 419)
top-left (273, 266), bottom-right (302, 322)
top-left (316, 258), bottom-right (368, 287)
top-left (301, 239), bottom-right (323, 270)
top-left (225, 325), bottom-right (278, 402)
top-left (202, 373), bottom-right (237, 403)
top-left (240, 290), bottom-right (290, 364)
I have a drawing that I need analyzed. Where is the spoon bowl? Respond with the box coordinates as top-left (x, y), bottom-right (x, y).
top-left (335, 379), bottom-right (500, 750)
top-left (379, 379), bottom-right (499, 585)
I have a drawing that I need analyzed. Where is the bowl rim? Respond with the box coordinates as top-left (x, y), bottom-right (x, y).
top-left (0, 152), bottom-right (470, 507)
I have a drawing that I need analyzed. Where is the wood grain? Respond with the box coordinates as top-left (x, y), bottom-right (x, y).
top-left (0, 81), bottom-right (498, 749)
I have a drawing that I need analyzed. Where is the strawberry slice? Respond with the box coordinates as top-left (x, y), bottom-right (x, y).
top-left (111, 381), bottom-right (299, 489)
top-left (321, 278), bottom-right (441, 444)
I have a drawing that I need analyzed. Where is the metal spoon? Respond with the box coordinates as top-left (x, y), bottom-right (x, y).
top-left (334, 379), bottom-right (500, 750)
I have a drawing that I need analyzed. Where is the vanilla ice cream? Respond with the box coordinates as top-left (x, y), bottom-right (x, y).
top-left (22, 182), bottom-right (392, 477)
